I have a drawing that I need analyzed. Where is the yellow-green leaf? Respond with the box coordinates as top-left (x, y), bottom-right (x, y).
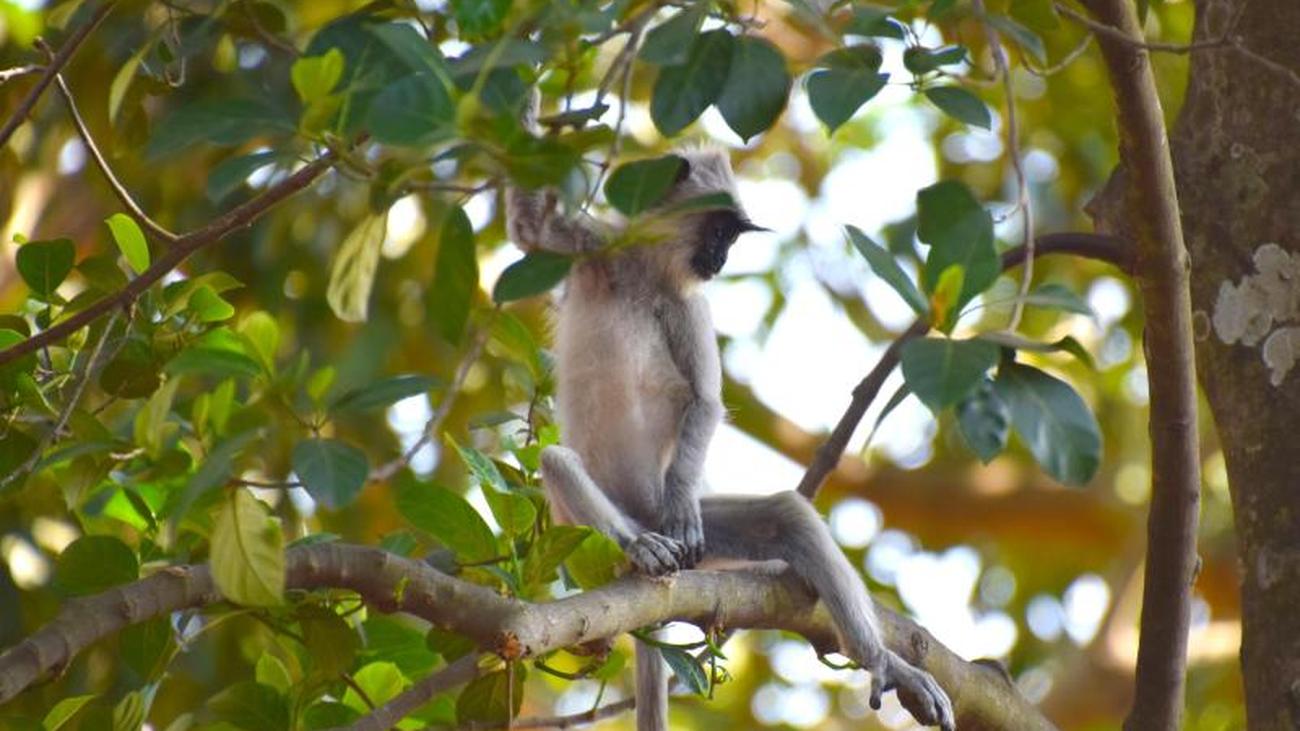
top-left (291, 48), bottom-right (345, 103)
top-left (327, 212), bottom-right (388, 323)
top-left (105, 213), bottom-right (150, 274)
top-left (211, 488), bottom-right (285, 607)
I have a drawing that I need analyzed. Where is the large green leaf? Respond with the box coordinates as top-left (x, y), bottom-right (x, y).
top-left (54, 535), bottom-right (138, 596)
top-left (805, 46), bottom-right (888, 133)
top-left (899, 337), bottom-right (1000, 412)
top-left (457, 668), bottom-right (524, 724)
top-left (330, 375), bottom-right (438, 415)
top-left (430, 206), bottom-right (478, 343)
top-left (956, 377), bottom-right (1010, 463)
top-left (105, 214), bottom-right (149, 274)
top-left (916, 181), bottom-right (999, 312)
top-left (1020, 282), bottom-right (1096, 318)
top-left (16, 238), bottom-right (75, 299)
top-left (605, 155), bottom-right (685, 216)
top-left (299, 604), bottom-right (360, 679)
top-left (368, 74), bottom-right (456, 147)
top-left (523, 525), bottom-right (590, 585)
top-left (327, 212), bottom-right (389, 323)
top-left (924, 86), bottom-right (992, 129)
top-left (650, 29), bottom-right (734, 136)
top-left (716, 36), bottom-right (790, 142)
top-left (206, 151), bottom-right (279, 202)
top-left (565, 531), bottom-right (625, 589)
top-left (985, 13), bottom-right (1047, 63)
top-left (451, 439), bottom-right (509, 493)
top-left (395, 477), bottom-right (497, 562)
top-left (641, 2), bottom-right (709, 65)
top-left (659, 646), bottom-right (709, 695)
top-left (846, 226), bottom-right (928, 315)
top-left (452, 0), bottom-right (512, 38)
top-left (147, 99), bottom-right (293, 159)
top-left (211, 488), bottom-right (285, 607)
top-left (292, 438), bottom-right (369, 509)
top-left (209, 681), bottom-right (290, 731)
top-left (993, 363), bottom-right (1102, 485)
top-left (44, 695), bottom-right (96, 731)
top-left (493, 251), bottom-right (572, 302)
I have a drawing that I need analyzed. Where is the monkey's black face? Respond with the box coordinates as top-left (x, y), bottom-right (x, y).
top-left (689, 209), bottom-right (764, 280)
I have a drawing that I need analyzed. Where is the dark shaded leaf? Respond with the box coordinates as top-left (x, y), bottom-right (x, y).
top-left (846, 226), bottom-right (928, 315)
top-left (16, 238), bottom-right (75, 299)
top-left (368, 74), bottom-right (456, 147)
top-left (984, 13), bottom-right (1047, 63)
top-left (640, 2), bottom-right (709, 65)
top-left (605, 155), bottom-right (685, 216)
top-left (395, 476), bottom-right (497, 562)
top-left (806, 47), bottom-right (887, 133)
top-left (209, 681), bottom-right (290, 731)
top-left (659, 646), bottom-right (708, 695)
top-left (924, 86), bottom-right (992, 129)
top-left (917, 181), bottom-right (999, 312)
top-left (55, 535), bottom-right (138, 595)
top-left (457, 668), bottom-right (525, 724)
top-left (147, 99), bottom-right (293, 159)
top-left (650, 29), bottom-right (734, 136)
top-left (993, 362), bottom-right (1102, 485)
top-left (493, 251), bottom-right (572, 302)
top-left (431, 207), bottom-right (478, 343)
top-left (292, 439), bottom-right (369, 509)
top-left (716, 36), bottom-right (790, 141)
top-left (207, 151), bottom-right (279, 202)
top-left (899, 337), bottom-right (1000, 412)
top-left (330, 375), bottom-right (438, 415)
top-left (956, 377), bottom-right (1010, 462)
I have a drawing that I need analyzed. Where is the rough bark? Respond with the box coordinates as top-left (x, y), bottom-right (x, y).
top-left (1167, 0), bottom-right (1300, 727)
top-left (0, 543), bottom-right (1056, 730)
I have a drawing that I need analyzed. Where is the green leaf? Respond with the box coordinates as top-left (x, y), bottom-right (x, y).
top-left (112, 688), bottom-right (147, 731)
top-left (362, 615), bottom-right (438, 676)
top-left (121, 616), bottom-right (172, 679)
top-left (806, 46), bottom-right (888, 133)
top-left (327, 212), bottom-right (389, 323)
top-left (54, 535), bottom-right (138, 595)
top-left (395, 476), bottom-right (497, 562)
top-left (426, 627), bottom-right (477, 662)
top-left (99, 339), bottom-right (160, 399)
top-left (977, 331), bottom-right (1097, 369)
top-left (650, 29), bottom-right (734, 136)
top-left (917, 181), bottom-right (999, 312)
top-left (605, 155), bottom-right (685, 216)
top-left (899, 336), bottom-right (1000, 412)
top-left (211, 488), bottom-right (285, 607)
top-left (105, 214), bottom-right (149, 274)
top-left (292, 439), bottom-right (369, 509)
top-left (924, 86), bottom-right (992, 129)
top-left (343, 662), bottom-right (406, 712)
top-left (238, 311), bottom-right (280, 372)
top-left (450, 439), bottom-right (509, 493)
top-left (1020, 283), bottom-right (1096, 318)
top-left (256, 654), bottom-right (293, 693)
top-left (430, 206), bottom-right (478, 344)
top-left (180, 429), bottom-right (261, 511)
top-left (147, 99), bottom-right (293, 159)
top-left (207, 151), bottom-right (279, 202)
top-left (847, 7), bottom-right (908, 38)
top-left (984, 13), bottom-right (1047, 63)
top-left (292, 48), bottom-right (345, 102)
top-left (846, 226), bottom-right (928, 315)
top-left (188, 285), bottom-right (236, 322)
top-left (368, 74), bottom-right (457, 147)
top-left (993, 362), bottom-right (1102, 485)
top-left (109, 44), bottom-right (148, 125)
top-left (523, 525), bottom-right (590, 585)
top-left (0, 329), bottom-right (36, 393)
top-left (209, 681), bottom-right (290, 731)
top-left (166, 347), bottom-right (263, 379)
top-left (1010, 0), bottom-right (1061, 31)
top-left (903, 45), bottom-right (967, 73)
top-left (44, 694), bottom-right (96, 731)
top-left (492, 251), bottom-right (573, 303)
top-left (565, 531), bottom-right (625, 589)
top-left (16, 238), bottom-right (75, 299)
top-left (452, 0), bottom-right (512, 38)
top-left (457, 669), bottom-right (524, 724)
top-left (659, 646), bottom-right (709, 695)
top-left (330, 375), bottom-right (437, 415)
top-left (956, 377), bottom-right (1010, 462)
top-left (501, 134), bottom-right (581, 189)
top-left (716, 36), bottom-right (790, 142)
top-left (299, 604), bottom-right (360, 679)
top-left (0, 429), bottom-right (36, 492)
top-left (483, 488), bottom-right (536, 538)
top-left (641, 2), bottom-right (709, 66)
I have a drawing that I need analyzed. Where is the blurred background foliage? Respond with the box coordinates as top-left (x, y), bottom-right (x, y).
top-left (0, 0), bottom-right (1242, 729)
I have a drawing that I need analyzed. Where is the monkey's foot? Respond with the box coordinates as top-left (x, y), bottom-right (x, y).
top-left (626, 532), bottom-right (684, 576)
top-left (877, 651), bottom-right (955, 731)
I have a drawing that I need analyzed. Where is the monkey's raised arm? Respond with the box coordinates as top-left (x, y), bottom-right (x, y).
top-left (655, 295), bottom-right (725, 566)
top-left (505, 187), bottom-right (608, 254)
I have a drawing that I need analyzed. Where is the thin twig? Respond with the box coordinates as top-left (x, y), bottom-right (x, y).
top-left (0, 1), bottom-right (115, 148)
top-left (340, 654), bottom-right (481, 731)
top-left (41, 43), bottom-right (179, 243)
top-left (456, 698), bottom-right (636, 729)
top-left (369, 312), bottom-right (497, 482)
top-left (0, 311), bottom-right (123, 492)
top-left (795, 231), bottom-right (1130, 500)
top-left (583, 15), bottom-right (648, 211)
top-left (0, 65), bottom-right (43, 84)
top-left (1024, 33), bottom-right (1093, 77)
top-left (974, 0), bottom-right (1034, 331)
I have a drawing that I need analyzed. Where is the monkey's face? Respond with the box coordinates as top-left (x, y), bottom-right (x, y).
top-left (689, 209), bottom-right (765, 280)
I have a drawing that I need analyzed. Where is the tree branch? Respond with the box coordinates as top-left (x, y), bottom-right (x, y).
top-left (796, 232), bottom-right (1131, 500)
top-left (459, 698), bottom-right (636, 729)
top-left (0, 152), bottom-right (337, 368)
top-left (1076, 0), bottom-right (1203, 728)
top-left (44, 50), bottom-right (179, 243)
top-left (0, 543), bottom-right (1054, 730)
top-left (341, 654), bottom-right (481, 731)
top-left (0, 1), bottom-right (115, 148)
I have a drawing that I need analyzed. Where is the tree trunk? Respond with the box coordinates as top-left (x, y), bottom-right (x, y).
top-left (1168, 0), bottom-right (1300, 726)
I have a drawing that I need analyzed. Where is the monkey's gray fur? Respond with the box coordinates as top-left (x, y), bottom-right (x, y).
top-left (506, 143), bottom-right (955, 731)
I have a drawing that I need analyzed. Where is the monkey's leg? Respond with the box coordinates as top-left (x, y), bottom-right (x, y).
top-left (700, 492), bottom-right (955, 731)
top-left (539, 446), bottom-right (683, 575)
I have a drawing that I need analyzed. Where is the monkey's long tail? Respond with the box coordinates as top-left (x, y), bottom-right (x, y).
top-left (635, 636), bottom-right (669, 730)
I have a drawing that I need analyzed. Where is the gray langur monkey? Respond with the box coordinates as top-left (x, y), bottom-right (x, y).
top-left (506, 143), bottom-right (955, 731)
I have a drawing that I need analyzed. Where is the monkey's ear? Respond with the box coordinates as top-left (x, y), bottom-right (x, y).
top-left (674, 156), bottom-right (692, 184)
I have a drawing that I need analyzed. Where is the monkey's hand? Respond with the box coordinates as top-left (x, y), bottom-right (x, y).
top-left (625, 532), bottom-right (684, 576)
top-left (660, 492), bottom-right (704, 568)
top-left (871, 650), bottom-right (955, 731)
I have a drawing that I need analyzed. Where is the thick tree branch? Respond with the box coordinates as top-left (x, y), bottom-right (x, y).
top-left (0, 2), bottom-right (114, 148)
top-left (0, 543), bottom-right (1054, 730)
top-left (0, 152), bottom-right (337, 368)
top-left (1077, 1), bottom-right (1203, 728)
top-left (796, 232), bottom-right (1130, 500)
